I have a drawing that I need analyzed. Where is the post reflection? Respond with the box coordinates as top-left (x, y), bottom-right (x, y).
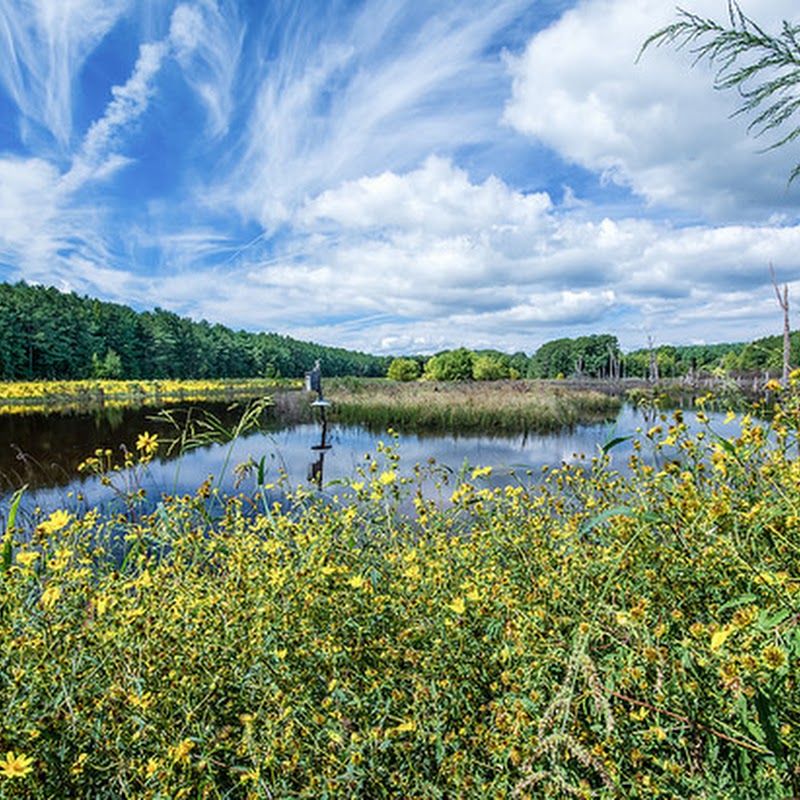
top-left (306, 360), bottom-right (332, 489)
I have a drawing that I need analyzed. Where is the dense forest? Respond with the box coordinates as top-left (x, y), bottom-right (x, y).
top-left (0, 281), bottom-right (794, 381)
top-left (0, 281), bottom-right (390, 381)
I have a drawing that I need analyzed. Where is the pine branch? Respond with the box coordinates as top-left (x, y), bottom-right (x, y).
top-left (640, 2), bottom-right (800, 182)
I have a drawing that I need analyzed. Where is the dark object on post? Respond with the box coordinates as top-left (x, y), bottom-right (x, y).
top-left (306, 359), bottom-right (328, 405)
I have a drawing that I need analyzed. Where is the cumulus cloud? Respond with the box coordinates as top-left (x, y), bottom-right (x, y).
top-left (503, 0), bottom-right (800, 220)
top-left (226, 0), bottom-right (533, 227)
top-left (189, 154), bottom-right (800, 353)
top-left (300, 155), bottom-right (551, 235)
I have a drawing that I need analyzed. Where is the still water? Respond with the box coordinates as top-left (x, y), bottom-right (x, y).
top-left (0, 399), bottom-right (737, 525)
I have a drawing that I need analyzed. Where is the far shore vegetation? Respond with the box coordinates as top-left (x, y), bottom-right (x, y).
top-left (0, 377), bottom-right (295, 416)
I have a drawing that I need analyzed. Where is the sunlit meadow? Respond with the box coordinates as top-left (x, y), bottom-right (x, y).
top-left (1, 381), bottom-right (798, 798)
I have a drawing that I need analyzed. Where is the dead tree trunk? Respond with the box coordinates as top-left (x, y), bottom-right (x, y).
top-left (771, 263), bottom-right (790, 384)
top-left (648, 335), bottom-right (659, 383)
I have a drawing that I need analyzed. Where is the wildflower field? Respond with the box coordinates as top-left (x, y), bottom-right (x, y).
top-left (0, 378), bottom-right (290, 416)
top-left (1, 389), bottom-right (798, 798)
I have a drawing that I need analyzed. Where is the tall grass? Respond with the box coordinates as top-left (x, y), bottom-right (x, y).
top-left (330, 380), bottom-right (621, 434)
top-left (0, 387), bottom-right (798, 798)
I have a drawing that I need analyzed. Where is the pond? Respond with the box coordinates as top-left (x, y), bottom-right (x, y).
top-left (0, 397), bottom-right (739, 527)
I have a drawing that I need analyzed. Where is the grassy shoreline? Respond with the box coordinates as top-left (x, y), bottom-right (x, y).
top-left (1, 387), bottom-right (798, 797)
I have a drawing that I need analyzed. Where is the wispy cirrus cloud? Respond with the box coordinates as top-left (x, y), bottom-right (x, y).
top-left (64, 40), bottom-right (168, 189)
top-left (225, 0), bottom-right (534, 227)
top-left (0, 0), bottom-right (132, 150)
top-left (169, 0), bottom-right (245, 137)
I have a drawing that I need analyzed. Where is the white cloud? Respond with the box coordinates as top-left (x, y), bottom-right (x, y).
top-left (181, 153), bottom-right (800, 353)
top-left (503, 0), bottom-right (800, 220)
top-left (225, 0), bottom-right (533, 227)
top-left (64, 40), bottom-right (167, 188)
top-left (169, 1), bottom-right (245, 137)
top-left (0, 157), bottom-right (61, 266)
top-left (299, 155), bottom-right (551, 235)
top-left (0, 0), bottom-right (131, 148)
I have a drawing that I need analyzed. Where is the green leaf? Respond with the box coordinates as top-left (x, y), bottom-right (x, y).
top-left (1, 485), bottom-right (27, 574)
top-left (718, 594), bottom-right (759, 614)
top-left (600, 435), bottom-right (632, 455)
top-left (754, 690), bottom-right (784, 760)
top-left (713, 434), bottom-right (739, 457)
top-left (760, 607), bottom-right (792, 630)
top-left (579, 505), bottom-right (636, 538)
top-left (256, 455), bottom-right (267, 486)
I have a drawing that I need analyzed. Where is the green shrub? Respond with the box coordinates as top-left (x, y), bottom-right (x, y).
top-left (386, 358), bottom-right (421, 382)
top-left (472, 355), bottom-right (510, 381)
top-left (422, 348), bottom-right (475, 381)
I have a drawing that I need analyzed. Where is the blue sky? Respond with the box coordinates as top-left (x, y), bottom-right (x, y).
top-left (2, 0), bottom-right (800, 356)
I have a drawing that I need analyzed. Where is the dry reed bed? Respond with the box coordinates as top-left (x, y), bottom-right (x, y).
top-left (330, 380), bottom-right (622, 434)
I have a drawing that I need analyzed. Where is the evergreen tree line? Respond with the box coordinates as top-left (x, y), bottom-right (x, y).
top-left (1, 281), bottom-right (793, 383)
top-left (0, 282), bottom-right (390, 381)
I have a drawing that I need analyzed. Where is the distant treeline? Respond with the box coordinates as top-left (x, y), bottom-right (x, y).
top-left (0, 281), bottom-right (794, 382)
top-left (0, 282), bottom-right (390, 381)
top-left (398, 333), bottom-right (796, 382)
top-left (624, 334), bottom-right (799, 380)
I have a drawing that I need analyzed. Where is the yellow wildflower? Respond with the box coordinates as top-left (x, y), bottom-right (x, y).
top-left (327, 730), bottom-right (343, 745)
top-left (136, 431), bottom-right (159, 456)
top-left (0, 751), bottom-right (34, 779)
top-left (37, 509), bottom-right (70, 536)
top-left (40, 585), bottom-right (61, 611)
top-left (710, 625), bottom-right (734, 652)
top-left (447, 597), bottom-right (466, 615)
top-left (15, 550), bottom-right (39, 569)
top-left (171, 738), bottom-right (194, 765)
top-left (70, 752), bottom-right (89, 776)
top-left (762, 645), bottom-right (787, 671)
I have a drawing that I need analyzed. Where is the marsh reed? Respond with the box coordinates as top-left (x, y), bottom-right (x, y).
top-left (329, 379), bottom-right (622, 434)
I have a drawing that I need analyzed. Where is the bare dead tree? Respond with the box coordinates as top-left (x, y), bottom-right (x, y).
top-left (648, 335), bottom-right (659, 383)
top-left (771, 263), bottom-right (790, 384)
